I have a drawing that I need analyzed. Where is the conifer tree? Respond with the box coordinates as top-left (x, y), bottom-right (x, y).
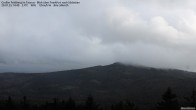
top-left (20, 96), bottom-right (30, 110)
top-left (66, 97), bottom-right (76, 110)
top-left (157, 87), bottom-right (179, 110)
top-left (124, 100), bottom-right (138, 110)
top-left (111, 100), bottom-right (138, 110)
top-left (185, 88), bottom-right (196, 107)
top-left (5, 96), bottom-right (15, 110)
top-left (84, 95), bottom-right (100, 110)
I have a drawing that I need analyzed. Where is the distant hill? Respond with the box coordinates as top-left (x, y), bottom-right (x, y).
top-left (0, 62), bottom-right (196, 109)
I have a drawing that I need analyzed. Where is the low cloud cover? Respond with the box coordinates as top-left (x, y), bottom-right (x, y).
top-left (1, 0), bottom-right (196, 72)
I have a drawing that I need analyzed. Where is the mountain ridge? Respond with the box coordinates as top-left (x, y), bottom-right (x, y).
top-left (0, 62), bottom-right (196, 109)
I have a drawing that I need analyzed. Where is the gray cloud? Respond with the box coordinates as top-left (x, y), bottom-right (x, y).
top-left (0, 0), bottom-right (196, 72)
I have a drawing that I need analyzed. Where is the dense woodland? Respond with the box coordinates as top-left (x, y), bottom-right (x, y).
top-left (0, 87), bottom-right (195, 110)
top-left (0, 63), bottom-right (196, 110)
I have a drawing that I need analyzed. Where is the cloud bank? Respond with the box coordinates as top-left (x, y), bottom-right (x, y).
top-left (1, 0), bottom-right (196, 72)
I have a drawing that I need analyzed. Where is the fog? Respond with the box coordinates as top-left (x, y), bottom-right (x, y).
top-left (1, 0), bottom-right (196, 72)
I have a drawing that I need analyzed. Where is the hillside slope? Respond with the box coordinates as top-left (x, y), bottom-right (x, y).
top-left (0, 63), bottom-right (196, 108)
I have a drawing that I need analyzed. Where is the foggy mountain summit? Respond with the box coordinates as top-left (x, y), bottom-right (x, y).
top-left (0, 62), bottom-right (196, 108)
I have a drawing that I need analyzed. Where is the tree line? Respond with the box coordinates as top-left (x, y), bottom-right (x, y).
top-left (0, 87), bottom-right (195, 110)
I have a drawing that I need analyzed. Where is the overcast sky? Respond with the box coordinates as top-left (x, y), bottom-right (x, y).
top-left (1, 0), bottom-right (196, 72)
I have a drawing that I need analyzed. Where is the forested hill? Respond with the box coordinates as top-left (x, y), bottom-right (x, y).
top-left (0, 62), bottom-right (196, 109)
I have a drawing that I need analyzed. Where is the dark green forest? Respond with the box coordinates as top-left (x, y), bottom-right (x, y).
top-left (1, 63), bottom-right (196, 110)
top-left (0, 87), bottom-right (195, 110)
